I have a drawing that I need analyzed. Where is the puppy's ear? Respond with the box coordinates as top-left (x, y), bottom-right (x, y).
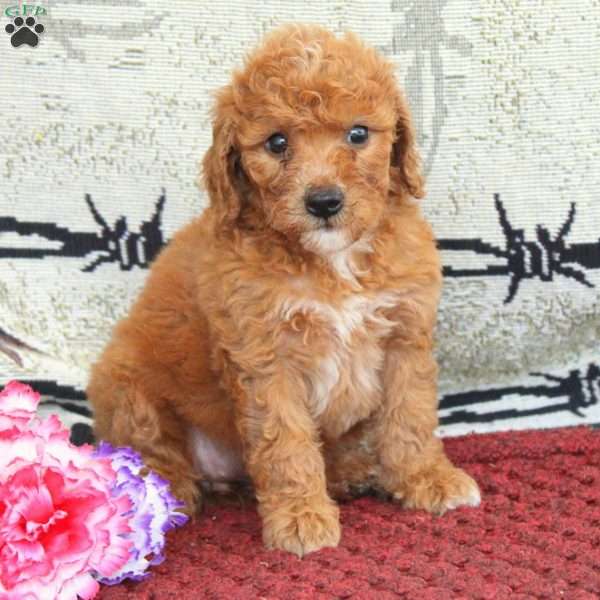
top-left (390, 92), bottom-right (425, 200)
top-left (202, 110), bottom-right (244, 229)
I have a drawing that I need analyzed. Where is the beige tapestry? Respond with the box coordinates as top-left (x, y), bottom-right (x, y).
top-left (1, 0), bottom-right (599, 439)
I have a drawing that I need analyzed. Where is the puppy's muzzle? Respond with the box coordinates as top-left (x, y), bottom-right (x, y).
top-left (304, 186), bottom-right (344, 219)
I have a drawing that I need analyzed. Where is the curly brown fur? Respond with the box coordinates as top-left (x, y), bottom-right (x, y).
top-left (88, 24), bottom-right (480, 557)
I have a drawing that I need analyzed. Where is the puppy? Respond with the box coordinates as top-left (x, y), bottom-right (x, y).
top-left (87, 24), bottom-right (480, 557)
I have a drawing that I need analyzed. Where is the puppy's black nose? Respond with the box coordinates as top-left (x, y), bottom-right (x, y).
top-left (304, 186), bottom-right (344, 219)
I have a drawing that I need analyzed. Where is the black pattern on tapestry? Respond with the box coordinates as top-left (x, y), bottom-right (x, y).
top-left (0, 326), bottom-right (41, 367)
top-left (0, 192), bottom-right (166, 271)
top-left (439, 363), bottom-right (600, 425)
top-left (438, 195), bottom-right (600, 303)
top-left (69, 423), bottom-right (95, 447)
top-left (17, 379), bottom-right (94, 446)
top-left (21, 379), bottom-right (87, 402)
top-left (22, 379), bottom-right (91, 418)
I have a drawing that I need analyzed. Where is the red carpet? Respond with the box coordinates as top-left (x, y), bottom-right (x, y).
top-left (98, 427), bottom-right (600, 599)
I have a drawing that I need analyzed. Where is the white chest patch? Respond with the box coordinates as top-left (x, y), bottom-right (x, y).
top-left (300, 230), bottom-right (373, 286)
top-left (280, 291), bottom-right (399, 418)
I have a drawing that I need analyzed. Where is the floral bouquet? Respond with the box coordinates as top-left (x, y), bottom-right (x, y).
top-left (0, 381), bottom-right (188, 600)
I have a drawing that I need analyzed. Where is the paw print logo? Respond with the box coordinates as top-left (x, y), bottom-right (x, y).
top-left (5, 16), bottom-right (44, 48)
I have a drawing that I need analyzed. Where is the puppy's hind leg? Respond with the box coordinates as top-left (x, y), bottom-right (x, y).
top-left (88, 375), bottom-right (201, 515)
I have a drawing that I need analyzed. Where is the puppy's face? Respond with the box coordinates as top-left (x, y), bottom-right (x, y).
top-left (203, 25), bottom-right (424, 254)
top-left (240, 115), bottom-right (395, 254)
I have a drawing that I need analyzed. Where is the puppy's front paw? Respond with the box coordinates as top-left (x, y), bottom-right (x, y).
top-left (394, 464), bottom-right (481, 515)
top-left (262, 499), bottom-right (341, 557)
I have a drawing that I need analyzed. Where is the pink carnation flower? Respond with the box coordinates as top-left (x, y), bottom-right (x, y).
top-left (0, 380), bottom-right (40, 430)
top-left (93, 443), bottom-right (188, 584)
top-left (0, 381), bottom-right (133, 600)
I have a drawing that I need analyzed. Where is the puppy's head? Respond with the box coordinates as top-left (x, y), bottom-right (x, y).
top-left (203, 24), bottom-right (423, 253)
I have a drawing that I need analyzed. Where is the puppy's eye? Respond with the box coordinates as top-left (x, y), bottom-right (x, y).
top-left (265, 132), bottom-right (288, 155)
top-left (347, 125), bottom-right (369, 146)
